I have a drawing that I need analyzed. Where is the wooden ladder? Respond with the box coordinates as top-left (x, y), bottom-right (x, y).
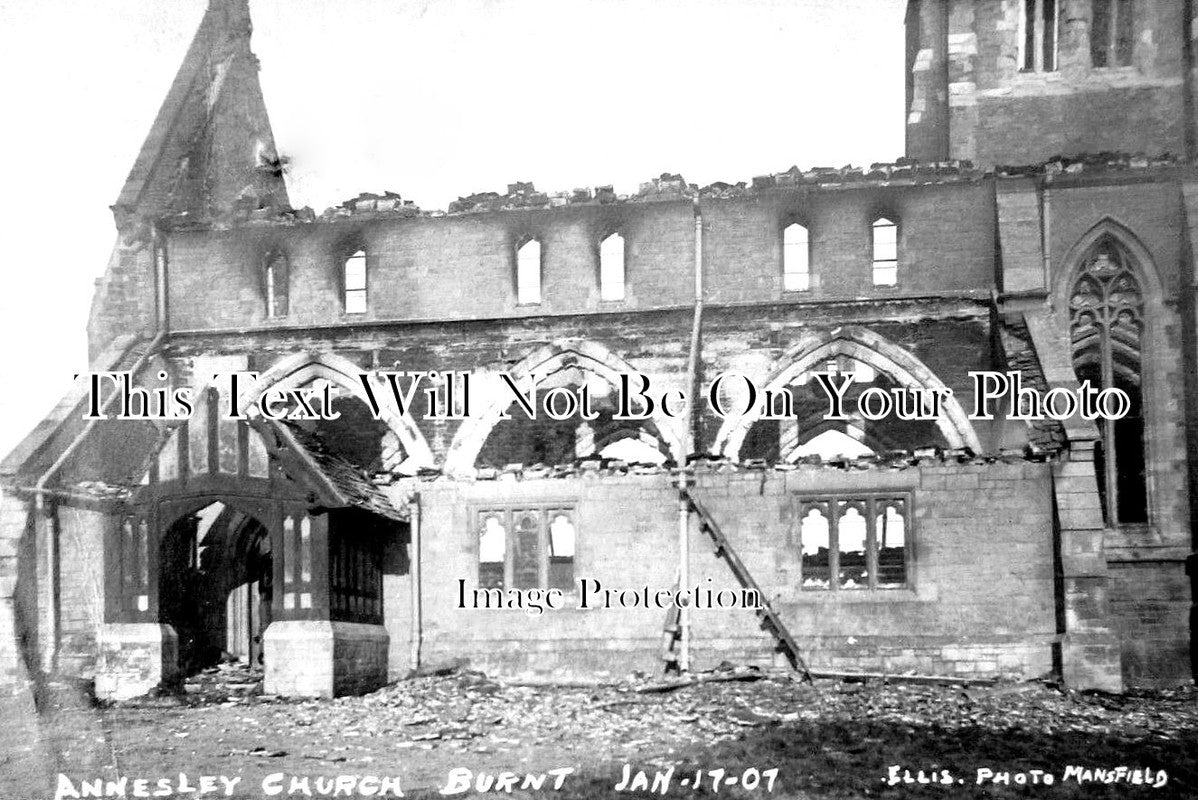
top-left (660, 570), bottom-right (683, 674)
top-left (662, 488), bottom-right (812, 681)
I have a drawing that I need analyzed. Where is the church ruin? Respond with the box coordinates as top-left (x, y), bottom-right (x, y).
top-left (1, 0), bottom-right (1196, 699)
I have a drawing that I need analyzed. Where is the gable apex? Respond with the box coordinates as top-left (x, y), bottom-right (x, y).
top-left (113, 0), bottom-right (288, 230)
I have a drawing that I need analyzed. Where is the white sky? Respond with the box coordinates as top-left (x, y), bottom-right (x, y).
top-left (0, 0), bottom-right (906, 457)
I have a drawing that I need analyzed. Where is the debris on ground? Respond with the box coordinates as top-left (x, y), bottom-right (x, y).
top-left (25, 668), bottom-right (1198, 799)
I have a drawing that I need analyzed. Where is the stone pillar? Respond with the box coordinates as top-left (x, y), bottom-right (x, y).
top-left (94, 623), bottom-right (178, 701)
top-left (1190, 4), bottom-right (1198, 163)
top-left (263, 511), bottom-right (389, 697)
top-left (995, 178), bottom-right (1046, 294)
top-left (1058, 0), bottom-right (1092, 78)
top-left (945, 0), bottom-right (978, 163)
top-left (263, 621), bottom-right (388, 698)
top-left (1053, 450), bottom-right (1123, 693)
top-left (906, 0), bottom-right (950, 162)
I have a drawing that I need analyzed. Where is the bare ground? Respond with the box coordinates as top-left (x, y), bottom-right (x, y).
top-left (2, 667), bottom-right (1195, 800)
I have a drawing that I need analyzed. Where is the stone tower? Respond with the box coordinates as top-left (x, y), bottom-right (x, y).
top-left (905, 0), bottom-right (1198, 165)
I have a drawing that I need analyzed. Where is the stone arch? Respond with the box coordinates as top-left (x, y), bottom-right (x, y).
top-left (155, 496), bottom-right (273, 674)
top-left (443, 339), bottom-right (686, 476)
top-left (712, 326), bottom-right (981, 460)
top-left (235, 351), bottom-right (435, 469)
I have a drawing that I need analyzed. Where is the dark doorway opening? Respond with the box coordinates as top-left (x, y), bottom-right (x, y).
top-left (159, 502), bottom-right (272, 676)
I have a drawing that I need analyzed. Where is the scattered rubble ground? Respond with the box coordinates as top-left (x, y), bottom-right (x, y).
top-left (3, 666), bottom-right (1196, 800)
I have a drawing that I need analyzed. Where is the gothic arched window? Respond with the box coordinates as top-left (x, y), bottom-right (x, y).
top-left (599, 233), bottom-right (625, 301)
top-left (1069, 237), bottom-right (1148, 524)
top-left (264, 251), bottom-right (288, 318)
top-left (516, 239), bottom-right (542, 305)
top-left (871, 217), bottom-right (898, 286)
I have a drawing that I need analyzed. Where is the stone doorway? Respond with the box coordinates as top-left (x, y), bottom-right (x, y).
top-left (159, 501), bottom-right (272, 677)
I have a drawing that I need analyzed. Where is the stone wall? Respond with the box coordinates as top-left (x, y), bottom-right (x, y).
top-left (405, 461), bottom-right (1059, 682)
top-left (1108, 560), bottom-right (1191, 686)
top-left (263, 620), bottom-right (388, 698)
top-left (53, 506), bottom-right (108, 678)
top-left (162, 181), bottom-right (998, 335)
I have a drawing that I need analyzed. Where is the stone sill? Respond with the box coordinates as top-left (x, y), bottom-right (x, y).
top-left (981, 70), bottom-right (1180, 99)
top-left (787, 588), bottom-right (927, 605)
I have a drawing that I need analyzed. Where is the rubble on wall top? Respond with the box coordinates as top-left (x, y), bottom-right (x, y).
top-left (199, 152), bottom-right (1189, 232)
top-left (435, 163), bottom-right (990, 215)
top-left (329, 191), bottom-right (422, 218)
top-left (996, 151), bottom-right (1182, 179)
top-left (743, 159), bottom-right (985, 191)
top-left (370, 445), bottom-right (1056, 487)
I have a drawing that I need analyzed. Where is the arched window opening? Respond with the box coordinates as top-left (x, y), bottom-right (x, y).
top-left (783, 222), bottom-right (811, 292)
top-left (547, 513), bottom-right (576, 591)
top-left (1069, 237), bottom-right (1148, 524)
top-left (265, 252), bottom-right (289, 318)
top-left (478, 514), bottom-right (507, 589)
top-left (837, 504), bottom-right (868, 588)
top-left (517, 239), bottom-right (542, 304)
top-left (600, 233), bottom-right (625, 301)
top-left (876, 502), bottom-right (907, 586)
top-left (800, 505), bottom-right (831, 589)
top-left (344, 249), bottom-right (367, 314)
top-left (871, 217), bottom-right (898, 286)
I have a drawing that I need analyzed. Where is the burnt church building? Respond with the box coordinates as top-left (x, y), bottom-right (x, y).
top-left (1, 0), bottom-right (1197, 699)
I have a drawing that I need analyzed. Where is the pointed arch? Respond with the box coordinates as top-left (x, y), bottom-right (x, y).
top-left (1055, 217), bottom-right (1163, 306)
top-left (236, 351), bottom-right (435, 469)
top-left (1058, 218), bottom-right (1160, 525)
top-left (712, 326), bottom-right (981, 460)
top-left (443, 339), bottom-right (686, 476)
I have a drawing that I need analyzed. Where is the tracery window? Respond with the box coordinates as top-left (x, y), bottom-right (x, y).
top-left (1069, 237), bottom-right (1148, 524)
top-left (476, 506), bottom-right (576, 592)
top-left (798, 494), bottom-right (908, 590)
